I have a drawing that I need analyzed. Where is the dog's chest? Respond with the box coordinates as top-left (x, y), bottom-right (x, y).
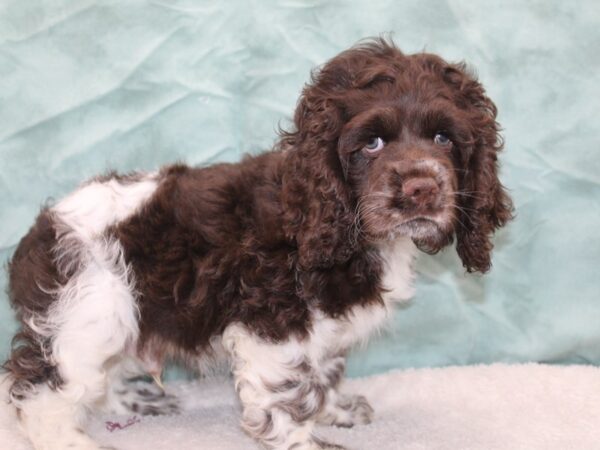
top-left (311, 238), bottom-right (418, 354)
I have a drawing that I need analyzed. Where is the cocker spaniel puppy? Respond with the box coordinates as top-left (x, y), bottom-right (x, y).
top-left (4, 39), bottom-right (512, 450)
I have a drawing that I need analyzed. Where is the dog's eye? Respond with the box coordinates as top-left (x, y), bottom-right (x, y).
top-left (434, 132), bottom-right (452, 147)
top-left (363, 137), bottom-right (385, 153)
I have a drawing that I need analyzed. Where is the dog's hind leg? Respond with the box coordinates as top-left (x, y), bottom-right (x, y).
top-left (8, 239), bottom-right (140, 450)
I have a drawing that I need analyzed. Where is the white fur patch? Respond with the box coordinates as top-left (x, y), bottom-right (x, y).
top-left (18, 384), bottom-right (105, 450)
top-left (53, 175), bottom-right (158, 240)
top-left (379, 236), bottom-right (418, 304)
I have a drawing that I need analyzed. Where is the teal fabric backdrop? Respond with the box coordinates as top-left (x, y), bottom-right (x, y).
top-left (1, 0), bottom-right (599, 377)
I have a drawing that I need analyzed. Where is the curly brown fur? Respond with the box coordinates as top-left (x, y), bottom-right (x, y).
top-left (3, 210), bottom-right (65, 400)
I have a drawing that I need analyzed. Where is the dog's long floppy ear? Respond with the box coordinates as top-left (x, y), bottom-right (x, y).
top-left (280, 58), bottom-right (357, 271)
top-left (444, 63), bottom-right (514, 273)
top-left (280, 39), bottom-right (408, 270)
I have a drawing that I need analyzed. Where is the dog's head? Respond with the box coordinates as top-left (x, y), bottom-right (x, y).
top-left (281, 38), bottom-right (513, 273)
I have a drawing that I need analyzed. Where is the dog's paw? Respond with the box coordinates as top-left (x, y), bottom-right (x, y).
top-left (292, 438), bottom-right (347, 450)
top-left (117, 381), bottom-right (179, 416)
top-left (343, 394), bottom-right (373, 426)
top-left (318, 394), bottom-right (373, 428)
top-left (314, 437), bottom-right (347, 449)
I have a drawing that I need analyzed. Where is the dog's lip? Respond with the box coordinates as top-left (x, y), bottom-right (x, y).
top-left (400, 216), bottom-right (443, 228)
top-left (395, 215), bottom-right (452, 237)
top-left (363, 212), bottom-right (452, 242)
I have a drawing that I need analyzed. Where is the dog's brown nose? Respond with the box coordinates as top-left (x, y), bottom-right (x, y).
top-left (402, 177), bottom-right (440, 208)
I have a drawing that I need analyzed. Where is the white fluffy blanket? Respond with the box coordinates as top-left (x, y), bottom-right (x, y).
top-left (1, 364), bottom-right (599, 449)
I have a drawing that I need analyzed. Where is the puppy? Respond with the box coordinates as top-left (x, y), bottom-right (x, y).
top-left (3, 38), bottom-right (512, 450)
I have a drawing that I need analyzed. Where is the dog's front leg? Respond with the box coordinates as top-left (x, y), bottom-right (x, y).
top-left (223, 325), bottom-right (345, 450)
top-left (315, 354), bottom-right (373, 428)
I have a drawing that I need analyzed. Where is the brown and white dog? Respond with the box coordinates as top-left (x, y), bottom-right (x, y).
top-left (3, 39), bottom-right (512, 450)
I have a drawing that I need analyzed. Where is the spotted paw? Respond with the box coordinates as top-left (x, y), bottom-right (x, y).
top-left (314, 437), bottom-right (347, 449)
top-left (116, 380), bottom-right (179, 416)
top-left (318, 394), bottom-right (373, 428)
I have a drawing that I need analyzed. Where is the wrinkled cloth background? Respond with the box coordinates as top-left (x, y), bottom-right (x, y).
top-left (0, 0), bottom-right (599, 377)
